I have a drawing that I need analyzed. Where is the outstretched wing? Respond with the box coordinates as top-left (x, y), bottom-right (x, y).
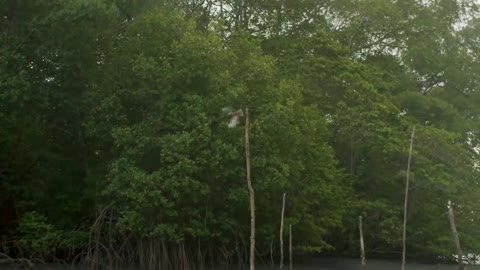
top-left (222, 107), bottom-right (243, 128)
top-left (222, 107), bottom-right (234, 114)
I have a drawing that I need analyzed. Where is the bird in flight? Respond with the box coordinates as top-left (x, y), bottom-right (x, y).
top-left (222, 107), bottom-right (244, 128)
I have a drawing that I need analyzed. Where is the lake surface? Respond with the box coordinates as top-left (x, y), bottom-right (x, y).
top-left (278, 257), bottom-right (480, 270)
top-left (256, 257), bottom-right (480, 270)
top-left (3, 258), bottom-right (480, 270)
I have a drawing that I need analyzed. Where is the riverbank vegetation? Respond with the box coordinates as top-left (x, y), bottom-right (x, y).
top-left (1, 0), bottom-right (480, 269)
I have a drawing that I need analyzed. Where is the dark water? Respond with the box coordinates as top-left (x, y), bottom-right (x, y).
top-left (255, 258), bottom-right (480, 270)
top-left (3, 258), bottom-right (480, 270)
top-left (278, 257), bottom-right (480, 270)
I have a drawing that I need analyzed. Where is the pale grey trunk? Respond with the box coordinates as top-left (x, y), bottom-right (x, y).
top-left (359, 216), bottom-right (366, 268)
top-left (245, 108), bottom-right (255, 270)
top-left (289, 225), bottom-right (292, 270)
top-left (402, 126), bottom-right (415, 270)
top-left (448, 201), bottom-right (464, 270)
top-left (280, 193), bottom-right (286, 269)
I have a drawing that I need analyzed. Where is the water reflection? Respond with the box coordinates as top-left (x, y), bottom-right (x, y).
top-left (4, 258), bottom-right (480, 270)
top-left (256, 258), bottom-right (480, 270)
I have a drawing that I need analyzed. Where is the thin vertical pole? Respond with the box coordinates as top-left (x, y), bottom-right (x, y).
top-left (245, 108), bottom-right (255, 270)
top-left (280, 193), bottom-right (286, 269)
top-left (359, 216), bottom-right (366, 268)
top-left (289, 225), bottom-right (292, 270)
top-left (448, 201), bottom-right (464, 270)
top-left (402, 126), bottom-right (415, 270)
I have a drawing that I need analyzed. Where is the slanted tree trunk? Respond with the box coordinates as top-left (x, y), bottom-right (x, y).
top-left (280, 193), bottom-right (286, 269)
top-left (359, 216), bottom-right (366, 268)
top-left (245, 107), bottom-right (255, 270)
top-left (402, 126), bottom-right (415, 270)
top-left (448, 201), bottom-right (464, 270)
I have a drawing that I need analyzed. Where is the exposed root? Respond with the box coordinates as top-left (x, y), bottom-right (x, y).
top-left (66, 208), bottom-right (246, 270)
top-left (0, 252), bottom-right (34, 269)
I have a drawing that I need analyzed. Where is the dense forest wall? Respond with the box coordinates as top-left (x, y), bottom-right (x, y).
top-left (1, 0), bottom-right (480, 269)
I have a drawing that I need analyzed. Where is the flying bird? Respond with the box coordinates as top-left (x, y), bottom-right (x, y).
top-left (222, 107), bottom-right (244, 128)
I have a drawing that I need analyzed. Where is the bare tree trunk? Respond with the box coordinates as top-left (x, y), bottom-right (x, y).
top-left (280, 193), bottom-right (286, 269)
top-left (448, 201), bottom-right (464, 270)
top-left (289, 225), bottom-right (293, 270)
top-left (402, 126), bottom-right (415, 270)
top-left (359, 216), bottom-right (366, 268)
top-left (245, 107), bottom-right (255, 270)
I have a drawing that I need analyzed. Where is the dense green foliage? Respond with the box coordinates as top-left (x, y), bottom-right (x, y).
top-left (1, 0), bottom-right (480, 268)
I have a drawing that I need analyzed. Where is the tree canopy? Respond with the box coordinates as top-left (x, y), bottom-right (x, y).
top-left (1, 0), bottom-right (479, 268)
